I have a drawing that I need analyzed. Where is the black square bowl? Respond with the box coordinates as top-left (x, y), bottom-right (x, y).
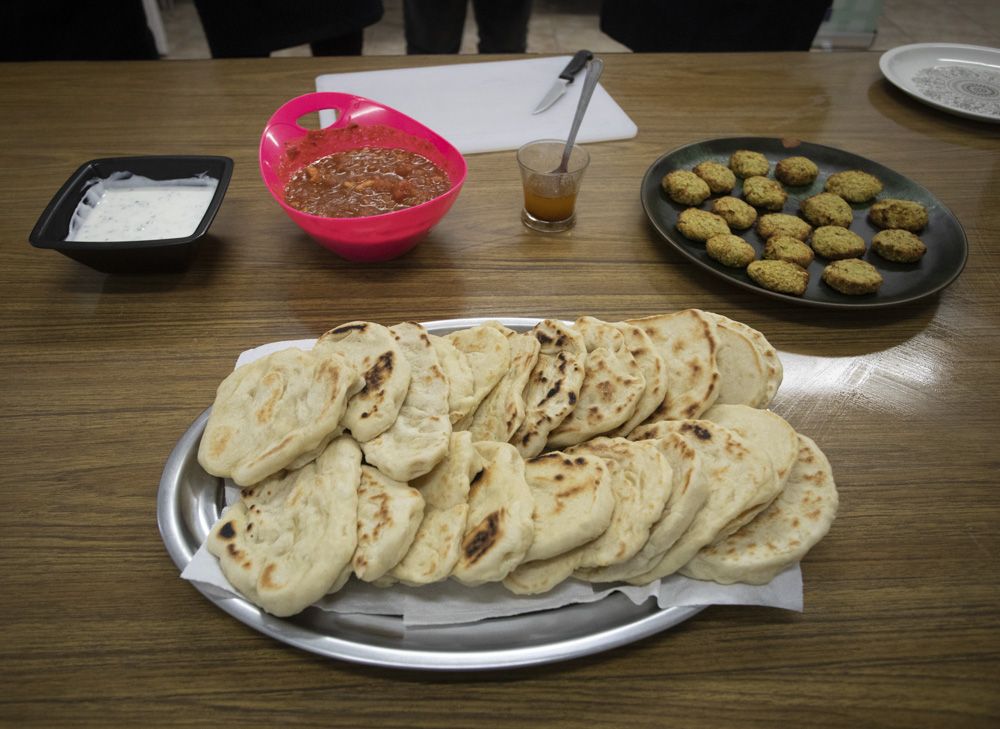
top-left (29, 155), bottom-right (234, 273)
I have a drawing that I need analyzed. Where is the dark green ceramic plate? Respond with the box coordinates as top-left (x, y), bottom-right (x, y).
top-left (640, 137), bottom-right (968, 309)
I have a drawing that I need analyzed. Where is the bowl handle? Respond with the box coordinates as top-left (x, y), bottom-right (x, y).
top-left (266, 92), bottom-right (377, 132)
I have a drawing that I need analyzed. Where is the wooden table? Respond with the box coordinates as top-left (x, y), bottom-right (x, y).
top-left (1, 52), bottom-right (998, 728)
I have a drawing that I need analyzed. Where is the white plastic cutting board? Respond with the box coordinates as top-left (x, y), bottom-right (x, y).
top-left (315, 56), bottom-right (637, 154)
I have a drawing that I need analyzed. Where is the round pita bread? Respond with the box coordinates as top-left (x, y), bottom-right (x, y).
top-left (566, 437), bottom-right (672, 571)
top-left (681, 434), bottom-right (838, 584)
top-left (522, 450), bottom-right (615, 562)
top-left (313, 321), bottom-right (411, 442)
top-left (451, 441), bottom-right (535, 586)
top-left (511, 319), bottom-right (587, 458)
top-left (389, 503), bottom-right (470, 586)
top-left (205, 436), bottom-right (362, 617)
top-left (607, 321), bottom-right (670, 437)
top-left (360, 322), bottom-right (452, 482)
top-left (431, 335), bottom-right (477, 425)
top-left (627, 309), bottom-right (721, 422)
top-left (446, 324), bottom-right (511, 420)
top-left (461, 326), bottom-right (541, 443)
top-left (625, 420), bottom-right (775, 584)
top-left (580, 431), bottom-right (708, 582)
top-left (505, 438), bottom-right (671, 594)
top-left (411, 430), bottom-right (483, 509)
top-left (709, 314), bottom-right (783, 407)
top-left (352, 465), bottom-right (425, 582)
top-left (547, 317), bottom-right (645, 448)
top-left (198, 347), bottom-right (363, 486)
top-left (502, 549), bottom-right (582, 595)
top-left (703, 403), bottom-right (798, 496)
top-left (702, 312), bottom-right (769, 408)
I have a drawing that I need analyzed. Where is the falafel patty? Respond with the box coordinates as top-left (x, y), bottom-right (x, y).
top-left (743, 176), bottom-right (787, 211)
top-left (676, 207), bottom-right (731, 242)
top-left (756, 212), bottom-right (813, 241)
top-left (801, 192), bottom-right (854, 228)
top-left (711, 196), bottom-right (758, 230)
top-left (872, 229), bottom-right (927, 263)
top-left (775, 156), bottom-right (819, 186)
top-left (692, 161), bottom-right (736, 194)
top-left (822, 258), bottom-right (884, 295)
top-left (764, 235), bottom-right (815, 268)
top-left (868, 198), bottom-right (929, 232)
top-left (810, 226), bottom-right (867, 260)
top-left (706, 234), bottom-right (757, 268)
top-left (824, 170), bottom-right (883, 203)
top-left (747, 259), bottom-right (810, 296)
top-left (662, 170), bottom-right (712, 206)
top-left (729, 150), bottom-right (770, 179)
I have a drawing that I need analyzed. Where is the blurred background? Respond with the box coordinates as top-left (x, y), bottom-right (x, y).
top-left (2, 0), bottom-right (994, 62)
top-left (151, 0), bottom-right (995, 59)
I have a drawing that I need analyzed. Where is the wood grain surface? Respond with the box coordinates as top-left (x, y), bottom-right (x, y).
top-left (1, 53), bottom-right (998, 728)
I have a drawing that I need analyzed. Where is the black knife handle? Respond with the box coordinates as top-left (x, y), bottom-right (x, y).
top-left (559, 50), bottom-right (593, 83)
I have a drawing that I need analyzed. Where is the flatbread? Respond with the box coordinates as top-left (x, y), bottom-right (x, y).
top-left (430, 334), bottom-right (477, 425)
top-left (607, 321), bottom-right (670, 437)
top-left (445, 324), bottom-right (511, 417)
top-left (393, 431), bottom-right (482, 586)
top-left (352, 465), bottom-right (425, 582)
top-left (627, 309), bottom-right (720, 422)
top-left (501, 548), bottom-right (582, 595)
top-left (625, 420), bottom-right (776, 584)
top-left (547, 317), bottom-right (645, 448)
top-left (389, 503), bottom-right (470, 586)
top-left (681, 434), bottom-right (838, 584)
top-left (411, 430), bottom-right (483, 509)
top-left (505, 438), bottom-right (671, 595)
top-left (579, 431), bottom-right (708, 582)
top-left (461, 326), bottom-right (541, 442)
top-left (510, 319), bottom-right (588, 458)
top-left (703, 403), bottom-right (798, 496)
top-left (567, 437), bottom-right (672, 571)
top-left (710, 314), bottom-right (783, 407)
top-left (205, 436), bottom-right (362, 617)
top-left (360, 322), bottom-right (452, 482)
top-left (702, 312), bottom-right (769, 408)
top-left (451, 441), bottom-right (535, 586)
top-left (329, 562), bottom-right (353, 594)
top-left (198, 346), bottom-right (362, 486)
top-left (521, 450), bottom-right (615, 562)
top-left (312, 321), bottom-right (411, 442)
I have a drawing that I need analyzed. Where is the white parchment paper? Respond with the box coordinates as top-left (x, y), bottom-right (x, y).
top-left (181, 541), bottom-right (802, 627)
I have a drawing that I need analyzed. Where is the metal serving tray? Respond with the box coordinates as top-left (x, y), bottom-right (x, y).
top-left (156, 317), bottom-right (703, 671)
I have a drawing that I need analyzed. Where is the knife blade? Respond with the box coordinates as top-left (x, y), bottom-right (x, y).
top-left (531, 49), bottom-right (594, 114)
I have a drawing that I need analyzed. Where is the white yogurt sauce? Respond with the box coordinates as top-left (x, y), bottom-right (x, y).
top-left (67, 172), bottom-right (219, 242)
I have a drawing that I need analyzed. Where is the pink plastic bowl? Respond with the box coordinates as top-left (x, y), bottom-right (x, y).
top-left (259, 92), bottom-right (467, 262)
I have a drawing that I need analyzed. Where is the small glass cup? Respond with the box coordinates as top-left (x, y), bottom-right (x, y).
top-left (516, 139), bottom-right (591, 233)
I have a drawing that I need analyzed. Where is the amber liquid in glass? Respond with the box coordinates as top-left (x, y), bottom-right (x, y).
top-left (523, 173), bottom-right (577, 222)
top-left (523, 189), bottom-right (577, 222)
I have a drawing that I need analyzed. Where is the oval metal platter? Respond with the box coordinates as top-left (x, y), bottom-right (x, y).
top-left (641, 137), bottom-right (969, 310)
top-left (157, 317), bottom-right (703, 671)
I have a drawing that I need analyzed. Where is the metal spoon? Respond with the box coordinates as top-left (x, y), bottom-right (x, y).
top-left (553, 57), bottom-right (604, 173)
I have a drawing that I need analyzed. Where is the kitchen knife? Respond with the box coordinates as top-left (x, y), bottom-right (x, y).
top-left (531, 50), bottom-right (594, 114)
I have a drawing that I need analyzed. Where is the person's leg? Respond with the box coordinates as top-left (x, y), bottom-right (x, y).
top-left (193, 0), bottom-right (269, 57)
top-left (600, 0), bottom-right (830, 52)
top-left (404, 0), bottom-right (468, 54)
top-left (0, 0), bottom-right (159, 60)
top-left (471, 0), bottom-right (532, 53)
top-left (310, 31), bottom-right (364, 56)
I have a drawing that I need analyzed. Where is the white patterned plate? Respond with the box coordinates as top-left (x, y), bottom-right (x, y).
top-left (880, 43), bottom-right (1000, 123)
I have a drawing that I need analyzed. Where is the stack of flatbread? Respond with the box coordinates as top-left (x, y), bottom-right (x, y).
top-left (198, 310), bottom-right (837, 617)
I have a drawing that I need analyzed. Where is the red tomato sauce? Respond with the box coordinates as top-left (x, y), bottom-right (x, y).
top-left (282, 147), bottom-right (451, 218)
